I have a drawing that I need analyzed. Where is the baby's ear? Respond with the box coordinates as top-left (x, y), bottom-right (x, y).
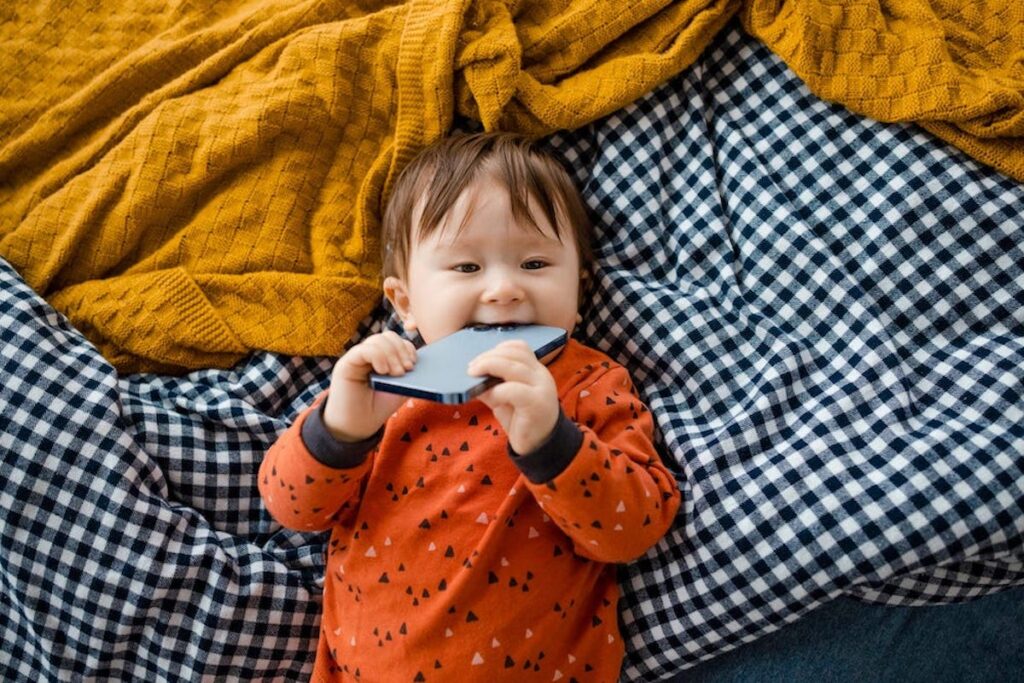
top-left (578, 266), bottom-right (591, 297)
top-left (383, 276), bottom-right (417, 332)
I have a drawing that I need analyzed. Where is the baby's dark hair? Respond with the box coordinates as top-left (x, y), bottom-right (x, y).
top-left (381, 132), bottom-right (594, 281)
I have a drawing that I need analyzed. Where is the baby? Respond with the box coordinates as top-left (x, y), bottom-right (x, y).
top-left (259, 132), bottom-right (681, 682)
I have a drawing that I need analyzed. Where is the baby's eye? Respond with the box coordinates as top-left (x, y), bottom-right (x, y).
top-left (453, 263), bottom-right (480, 273)
top-left (521, 260), bottom-right (547, 270)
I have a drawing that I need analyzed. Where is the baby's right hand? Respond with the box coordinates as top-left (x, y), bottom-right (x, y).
top-left (322, 331), bottom-right (417, 442)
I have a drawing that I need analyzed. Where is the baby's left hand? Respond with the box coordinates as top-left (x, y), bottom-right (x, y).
top-left (467, 340), bottom-right (560, 455)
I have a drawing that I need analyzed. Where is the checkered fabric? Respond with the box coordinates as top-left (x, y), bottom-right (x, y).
top-left (2, 20), bottom-right (1022, 683)
top-left (544, 23), bottom-right (1024, 679)
top-left (0, 255), bottom-right (328, 680)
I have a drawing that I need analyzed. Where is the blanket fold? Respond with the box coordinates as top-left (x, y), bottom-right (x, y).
top-left (0, 0), bottom-right (1022, 373)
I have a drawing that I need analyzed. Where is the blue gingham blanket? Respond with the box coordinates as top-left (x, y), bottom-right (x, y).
top-left (2, 22), bottom-right (1023, 682)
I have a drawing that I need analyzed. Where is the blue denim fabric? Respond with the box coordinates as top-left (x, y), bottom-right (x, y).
top-left (674, 588), bottom-right (1024, 683)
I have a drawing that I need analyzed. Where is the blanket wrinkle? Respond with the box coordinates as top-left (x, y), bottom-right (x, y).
top-left (0, 0), bottom-right (1021, 374)
top-left (741, 0), bottom-right (1024, 178)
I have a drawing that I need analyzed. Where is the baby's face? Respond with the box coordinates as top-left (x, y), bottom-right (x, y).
top-left (384, 174), bottom-right (582, 344)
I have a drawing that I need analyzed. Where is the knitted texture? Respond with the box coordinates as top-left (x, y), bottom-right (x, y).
top-left (1, 0), bottom-right (1021, 373)
top-left (0, 0), bottom-right (736, 373)
top-left (743, 0), bottom-right (1024, 180)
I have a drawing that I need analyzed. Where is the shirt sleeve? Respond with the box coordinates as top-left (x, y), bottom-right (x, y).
top-left (518, 363), bottom-right (682, 563)
top-left (257, 392), bottom-right (379, 532)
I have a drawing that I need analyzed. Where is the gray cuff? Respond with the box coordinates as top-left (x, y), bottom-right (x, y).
top-left (300, 399), bottom-right (383, 469)
top-left (508, 409), bottom-right (583, 484)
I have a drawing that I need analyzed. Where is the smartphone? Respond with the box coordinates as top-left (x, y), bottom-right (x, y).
top-left (368, 324), bottom-right (568, 404)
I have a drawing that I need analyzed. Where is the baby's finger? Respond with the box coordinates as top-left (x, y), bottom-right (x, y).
top-left (487, 340), bottom-right (535, 360)
top-left (467, 354), bottom-right (536, 384)
top-left (340, 343), bottom-right (374, 370)
top-left (362, 339), bottom-right (406, 375)
top-left (380, 331), bottom-right (417, 368)
top-left (469, 340), bottom-right (536, 366)
top-left (387, 333), bottom-right (421, 371)
top-left (475, 380), bottom-right (529, 408)
top-left (472, 343), bottom-right (542, 374)
top-left (402, 338), bottom-right (417, 365)
top-left (368, 347), bottom-right (395, 375)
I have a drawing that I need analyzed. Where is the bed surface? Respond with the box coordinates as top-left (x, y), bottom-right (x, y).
top-left (1, 20), bottom-right (1022, 683)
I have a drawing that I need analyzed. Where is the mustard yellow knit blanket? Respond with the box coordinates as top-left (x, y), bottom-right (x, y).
top-left (1, 0), bottom-right (1020, 373)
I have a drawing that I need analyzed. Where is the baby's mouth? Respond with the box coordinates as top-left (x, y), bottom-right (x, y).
top-left (465, 321), bottom-right (527, 330)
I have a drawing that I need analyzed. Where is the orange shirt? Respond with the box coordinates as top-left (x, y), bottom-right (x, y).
top-left (259, 340), bottom-right (681, 682)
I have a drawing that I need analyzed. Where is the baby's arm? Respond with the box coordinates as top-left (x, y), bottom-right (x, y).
top-left (258, 331), bottom-right (416, 531)
top-left (516, 364), bottom-right (681, 563)
top-left (258, 393), bottom-right (378, 532)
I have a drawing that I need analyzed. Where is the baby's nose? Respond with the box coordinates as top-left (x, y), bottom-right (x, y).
top-left (482, 274), bottom-right (524, 303)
